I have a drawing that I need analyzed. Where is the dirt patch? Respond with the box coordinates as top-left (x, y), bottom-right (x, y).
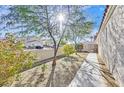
top-left (6, 53), bottom-right (88, 87)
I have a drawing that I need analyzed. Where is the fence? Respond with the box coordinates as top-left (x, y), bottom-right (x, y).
top-left (82, 43), bottom-right (98, 53)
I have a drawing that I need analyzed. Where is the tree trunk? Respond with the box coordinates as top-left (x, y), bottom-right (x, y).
top-left (74, 41), bottom-right (78, 55)
top-left (52, 48), bottom-right (57, 67)
top-left (52, 56), bottom-right (56, 67)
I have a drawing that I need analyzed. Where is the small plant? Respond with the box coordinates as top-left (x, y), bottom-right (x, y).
top-left (41, 64), bottom-right (48, 73)
top-left (63, 44), bottom-right (75, 57)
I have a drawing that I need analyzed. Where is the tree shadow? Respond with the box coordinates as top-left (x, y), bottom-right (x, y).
top-left (70, 59), bottom-right (119, 87)
top-left (13, 68), bottom-right (39, 87)
top-left (73, 70), bottom-right (98, 87)
top-left (46, 63), bottom-right (79, 87)
top-left (21, 54), bottom-right (65, 72)
top-left (46, 65), bottom-right (56, 87)
top-left (75, 53), bottom-right (83, 58)
top-left (34, 73), bottom-right (45, 87)
top-left (69, 59), bottom-right (103, 87)
top-left (63, 56), bottom-right (78, 63)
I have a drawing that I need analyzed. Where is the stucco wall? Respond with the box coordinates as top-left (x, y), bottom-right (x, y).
top-left (96, 5), bottom-right (124, 86)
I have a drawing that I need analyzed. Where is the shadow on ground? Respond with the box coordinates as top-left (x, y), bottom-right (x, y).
top-left (62, 56), bottom-right (79, 62)
top-left (45, 54), bottom-right (87, 87)
top-left (69, 56), bottom-right (119, 87)
top-left (8, 53), bottom-right (87, 87)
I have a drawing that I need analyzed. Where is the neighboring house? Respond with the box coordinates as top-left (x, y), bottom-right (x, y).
top-left (17, 36), bottom-right (44, 49)
top-left (25, 40), bottom-right (43, 49)
top-left (16, 36), bottom-right (55, 49)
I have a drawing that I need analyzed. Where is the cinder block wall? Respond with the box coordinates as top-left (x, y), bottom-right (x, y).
top-left (96, 5), bottom-right (124, 86)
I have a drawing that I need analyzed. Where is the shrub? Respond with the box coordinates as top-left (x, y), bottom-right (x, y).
top-left (0, 34), bottom-right (34, 86)
top-left (63, 44), bottom-right (75, 56)
top-left (76, 43), bottom-right (84, 52)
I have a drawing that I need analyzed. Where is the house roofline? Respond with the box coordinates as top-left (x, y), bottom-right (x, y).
top-left (95, 5), bottom-right (117, 42)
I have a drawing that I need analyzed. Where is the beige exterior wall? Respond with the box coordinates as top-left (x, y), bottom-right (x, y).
top-left (96, 5), bottom-right (124, 86)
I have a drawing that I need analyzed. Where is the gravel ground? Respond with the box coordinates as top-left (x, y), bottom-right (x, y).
top-left (25, 48), bottom-right (63, 62)
top-left (8, 52), bottom-right (88, 87)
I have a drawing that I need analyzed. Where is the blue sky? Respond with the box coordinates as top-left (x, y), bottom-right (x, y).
top-left (83, 5), bottom-right (106, 36)
top-left (0, 5), bottom-right (106, 39)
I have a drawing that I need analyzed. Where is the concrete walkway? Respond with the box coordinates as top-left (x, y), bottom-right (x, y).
top-left (69, 53), bottom-right (107, 87)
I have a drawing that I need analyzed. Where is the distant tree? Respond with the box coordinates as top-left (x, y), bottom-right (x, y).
top-left (65, 6), bottom-right (93, 53)
top-left (60, 40), bottom-right (66, 46)
top-left (76, 43), bottom-right (84, 52)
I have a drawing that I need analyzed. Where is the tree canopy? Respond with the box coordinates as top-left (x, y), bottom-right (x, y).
top-left (0, 5), bottom-right (94, 66)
